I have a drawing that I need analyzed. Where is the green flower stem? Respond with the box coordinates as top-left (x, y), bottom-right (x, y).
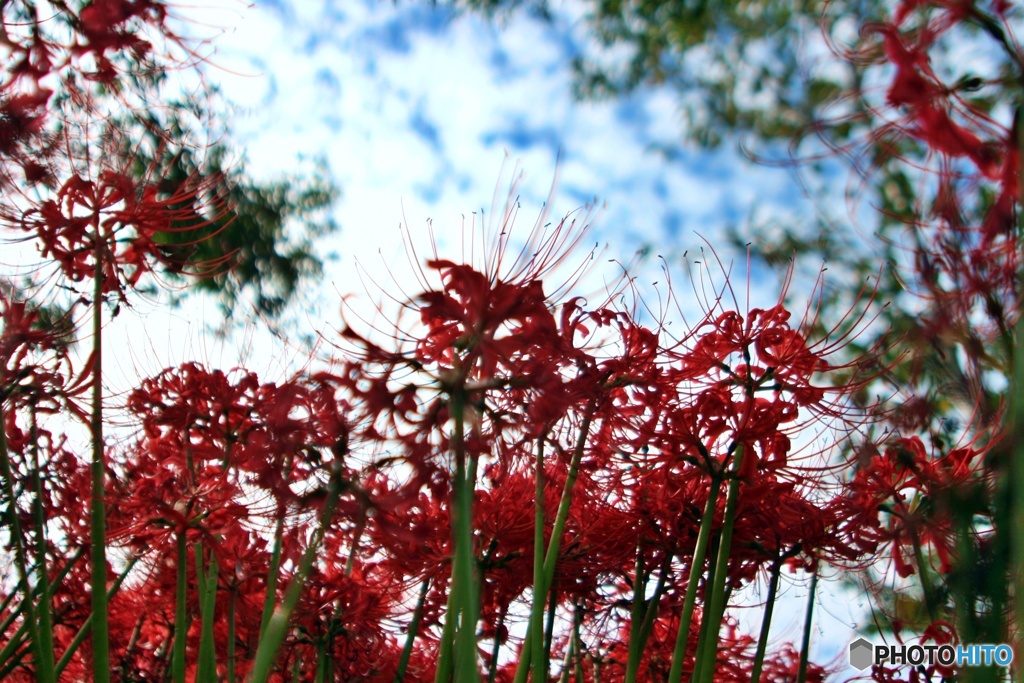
top-left (434, 580), bottom-right (457, 683)
top-left (695, 445), bottom-right (746, 683)
top-left (1013, 107), bottom-right (1024, 664)
top-left (89, 227), bottom-right (110, 683)
top-left (54, 556), bottom-right (138, 680)
top-left (0, 634), bottom-right (29, 680)
top-left (667, 475), bottom-right (722, 683)
top-left (530, 435), bottom-right (546, 683)
top-left (0, 402), bottom-right (50, 683)
top-left (0, 549), bottom-right (82, 658)
top-left (344, 512), bottom-right (367, 577)
top-left (624, 541), bottom-right (647, 683)
top-left (449, 389), bottom-right (480, 683)
top-left (557, 636), bottom-right (574, 683)
top-left (196, 543), bottom-right (219, 681)
top-left (514, 411), bottom-right (595, 683)
top-left (898, 492), bottom-right (940, 626)
top-left (684, 535), bottom-right (718, 683)
top-left (749, 555), bottom-right (783, 683)
top-left (558, 602), bottom-right (582, 683)
top-left (487, 602), bottom-right (509, 683)
top-left (315, 639), bottom-right (329, 683)
top-left (543, 584), bottom-right (558, 672)
top-left (0, 578), bottom-right (24, 641)
top-left (634, 554), bottom-right (671, 667)
top-left (796, 567), bottom-right (818, 683)
top-left (171, 531), bottom-right (188, 683)
top-left (557, 602), bottom-right (581, 683)
top-left (260, 508), bottom-right (287, 640)
top-left (395, 578), bottom-right (430, 683)
top-left (249, 466), bottom-right (342, 683)
top-left (0, 573), bottom-right (22, 628)
top-left (28, 414), bottom-right (55, 682)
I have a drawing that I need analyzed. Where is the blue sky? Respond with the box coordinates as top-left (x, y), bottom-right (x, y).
top-left (206, 0), bottom-right (820, 281)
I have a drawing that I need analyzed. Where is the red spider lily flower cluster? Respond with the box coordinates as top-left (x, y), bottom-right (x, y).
top-left (0, 159), bottom-right (884, 680)
top-left (1, 1), bottom-right (230, 300)
top-left (823, 0), bottom-right (1024, 362)
top-left (323, 210), bottom-right (884, 681)
top-left (849, 436), bottom-right (983, 579)
top-left (0, 0), bottom-right (179, 187)
top-left (9, 164), bottom-right (230, 294)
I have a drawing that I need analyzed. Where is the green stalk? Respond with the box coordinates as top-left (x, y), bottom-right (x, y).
top-left (624, 540), bottom-right (647, 683)
top-left (634, 554), bottom-right (671, 664)
top-left (530, 435), bottom-right (546, 683)
top-left (487, 601), bottom-right (508, 683)
top-left (315, 638), bottom-right (329, 683)
top-left (1012, 106), bottom-right (1024, 665)
top-left (260, 509), bottom-right (287, 639)
top-left (796, 568), bottom-right (818, 683)
top-left (449, 389), bottom-right (480, 683)
top-left (89, 225), bottom-right (110, 683)
top-left (171, 531), bottom-right (188, 683)
top-left (434, 580), bottom-right (457, 683)
top-left (0, 632), bottom-right (26, 674)
top-left (0, 633), bottom-right (29, 681)
top-left (688, 532), bottom-right (719, 683)
top-left (695, 445), bottom-right (746, 683)
top-left (196, 543), bottom-right (219, 681)
top-left (749, 556), bottom-right (783, 683)
top-left (557, 633), bottom-right (574, 683)
top-left (396, 578), bottom-right (430, 683)
top-left (118, 613), bottom-right (145, 680)
top-left (28, 412), bottom-right (56, 682)
top-left (0, 403), bottom-right (49, 683)
top-left (54, 556), bottom-right (138, 680)
top-left (0, 577), bottom-right (25, 640)
top-left (344, 513), bottom-right (367, 577)
top-left (558, 600), bottom-right (583, 683)
top-left (514, 412), bottom-right (595, 683)
top-left (904, 498), bottom-right (939, 624)
top-left (249, 467), bottom-right (342, 683)
top-left (0, 550), bottom-right (82, 653)
top-left (543, 584), bottom-right (558, 674)
top-left (667, 476), bottom-right (722, 683)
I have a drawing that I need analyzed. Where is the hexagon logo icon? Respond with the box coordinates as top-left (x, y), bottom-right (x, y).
top-left (849, 638), bottom-right (873, 670)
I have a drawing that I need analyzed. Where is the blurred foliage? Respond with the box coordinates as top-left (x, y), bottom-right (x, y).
top-left (453, 0), bottom-right (881, 148)
top-left (120, 99), bottom-right (339, 322)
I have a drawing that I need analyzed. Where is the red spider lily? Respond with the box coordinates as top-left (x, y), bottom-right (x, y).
top-left (125, 363), bottom-right (349, 501)
top-left (12, 162), bottom-right (230, 296)
top-left (76, 0), bottom-right (169, 65)
top-left (853, 3), bottom-right (1022, 323)
top-left (0, 0), bottom-right (187, 196)
top-left (2, 0), bottom-right (175, 98)
top-left (847, 435), bottom-right (985, 581)
top-left (338, 227), bottom-right (878, 682)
